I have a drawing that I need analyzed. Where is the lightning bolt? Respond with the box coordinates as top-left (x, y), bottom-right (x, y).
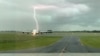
top-left (32, 7), bottom-right (39, 36)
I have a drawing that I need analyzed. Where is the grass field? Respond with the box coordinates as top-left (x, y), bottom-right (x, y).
top-left (51, 32), bottom-right (100, 48)
top-left (0, 32), bottom-right (62, 51)
top-left (0, 32), bottom-right (100, 50)
top-left (69, 32), bottom-right (100, 48)
top-left (80, 35), bottom-right (100, 48)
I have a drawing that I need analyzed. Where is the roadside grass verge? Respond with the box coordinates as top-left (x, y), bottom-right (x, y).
top-left (80, 36), bottom-right (100, 48)
top-left (0, 33), bottom-right (62, 51)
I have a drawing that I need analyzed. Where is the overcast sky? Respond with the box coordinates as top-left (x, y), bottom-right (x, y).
top-left (0, 0), bottom-right (100, 31)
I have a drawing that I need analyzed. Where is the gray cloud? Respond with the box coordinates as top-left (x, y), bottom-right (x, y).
top-left (0, 0), bottom-right (100, 31)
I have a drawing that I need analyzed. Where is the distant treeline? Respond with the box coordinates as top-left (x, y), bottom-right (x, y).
top-left (0, 31), bottom-right (30, 32)
top-left (1, 30), bottom-right (100, 33)
top-left (54, 30), bottom-right (100, 33)
top-left (0, 31), bottom-right (17, 32)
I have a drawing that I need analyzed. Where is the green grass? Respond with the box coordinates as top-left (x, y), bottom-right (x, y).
top-left (1, 32), bottom-right (100, 50)
top-left (0, 32), bottom-right (62, 50)
top-left (80, 36), bottom-right (100, 48)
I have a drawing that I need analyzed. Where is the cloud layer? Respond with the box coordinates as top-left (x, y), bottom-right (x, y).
top-left (0, 0), bottom-right (99, 31)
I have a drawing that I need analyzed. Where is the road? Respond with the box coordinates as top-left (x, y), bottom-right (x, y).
top-left (31, 36), bottom-right (88, 53)
top-left (0, 36), bottom-right (100, 53)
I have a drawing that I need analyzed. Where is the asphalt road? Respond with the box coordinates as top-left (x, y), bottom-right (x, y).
top-left (31, 36), bottom-right (88, 53)
top-left (0, 36), bottom-right (100, 53)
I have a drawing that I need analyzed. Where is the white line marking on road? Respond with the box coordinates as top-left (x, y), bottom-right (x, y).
top-left (79, 39), bottom-right (84, 46)
top-left (59, 47), bottom-right (66, 56)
